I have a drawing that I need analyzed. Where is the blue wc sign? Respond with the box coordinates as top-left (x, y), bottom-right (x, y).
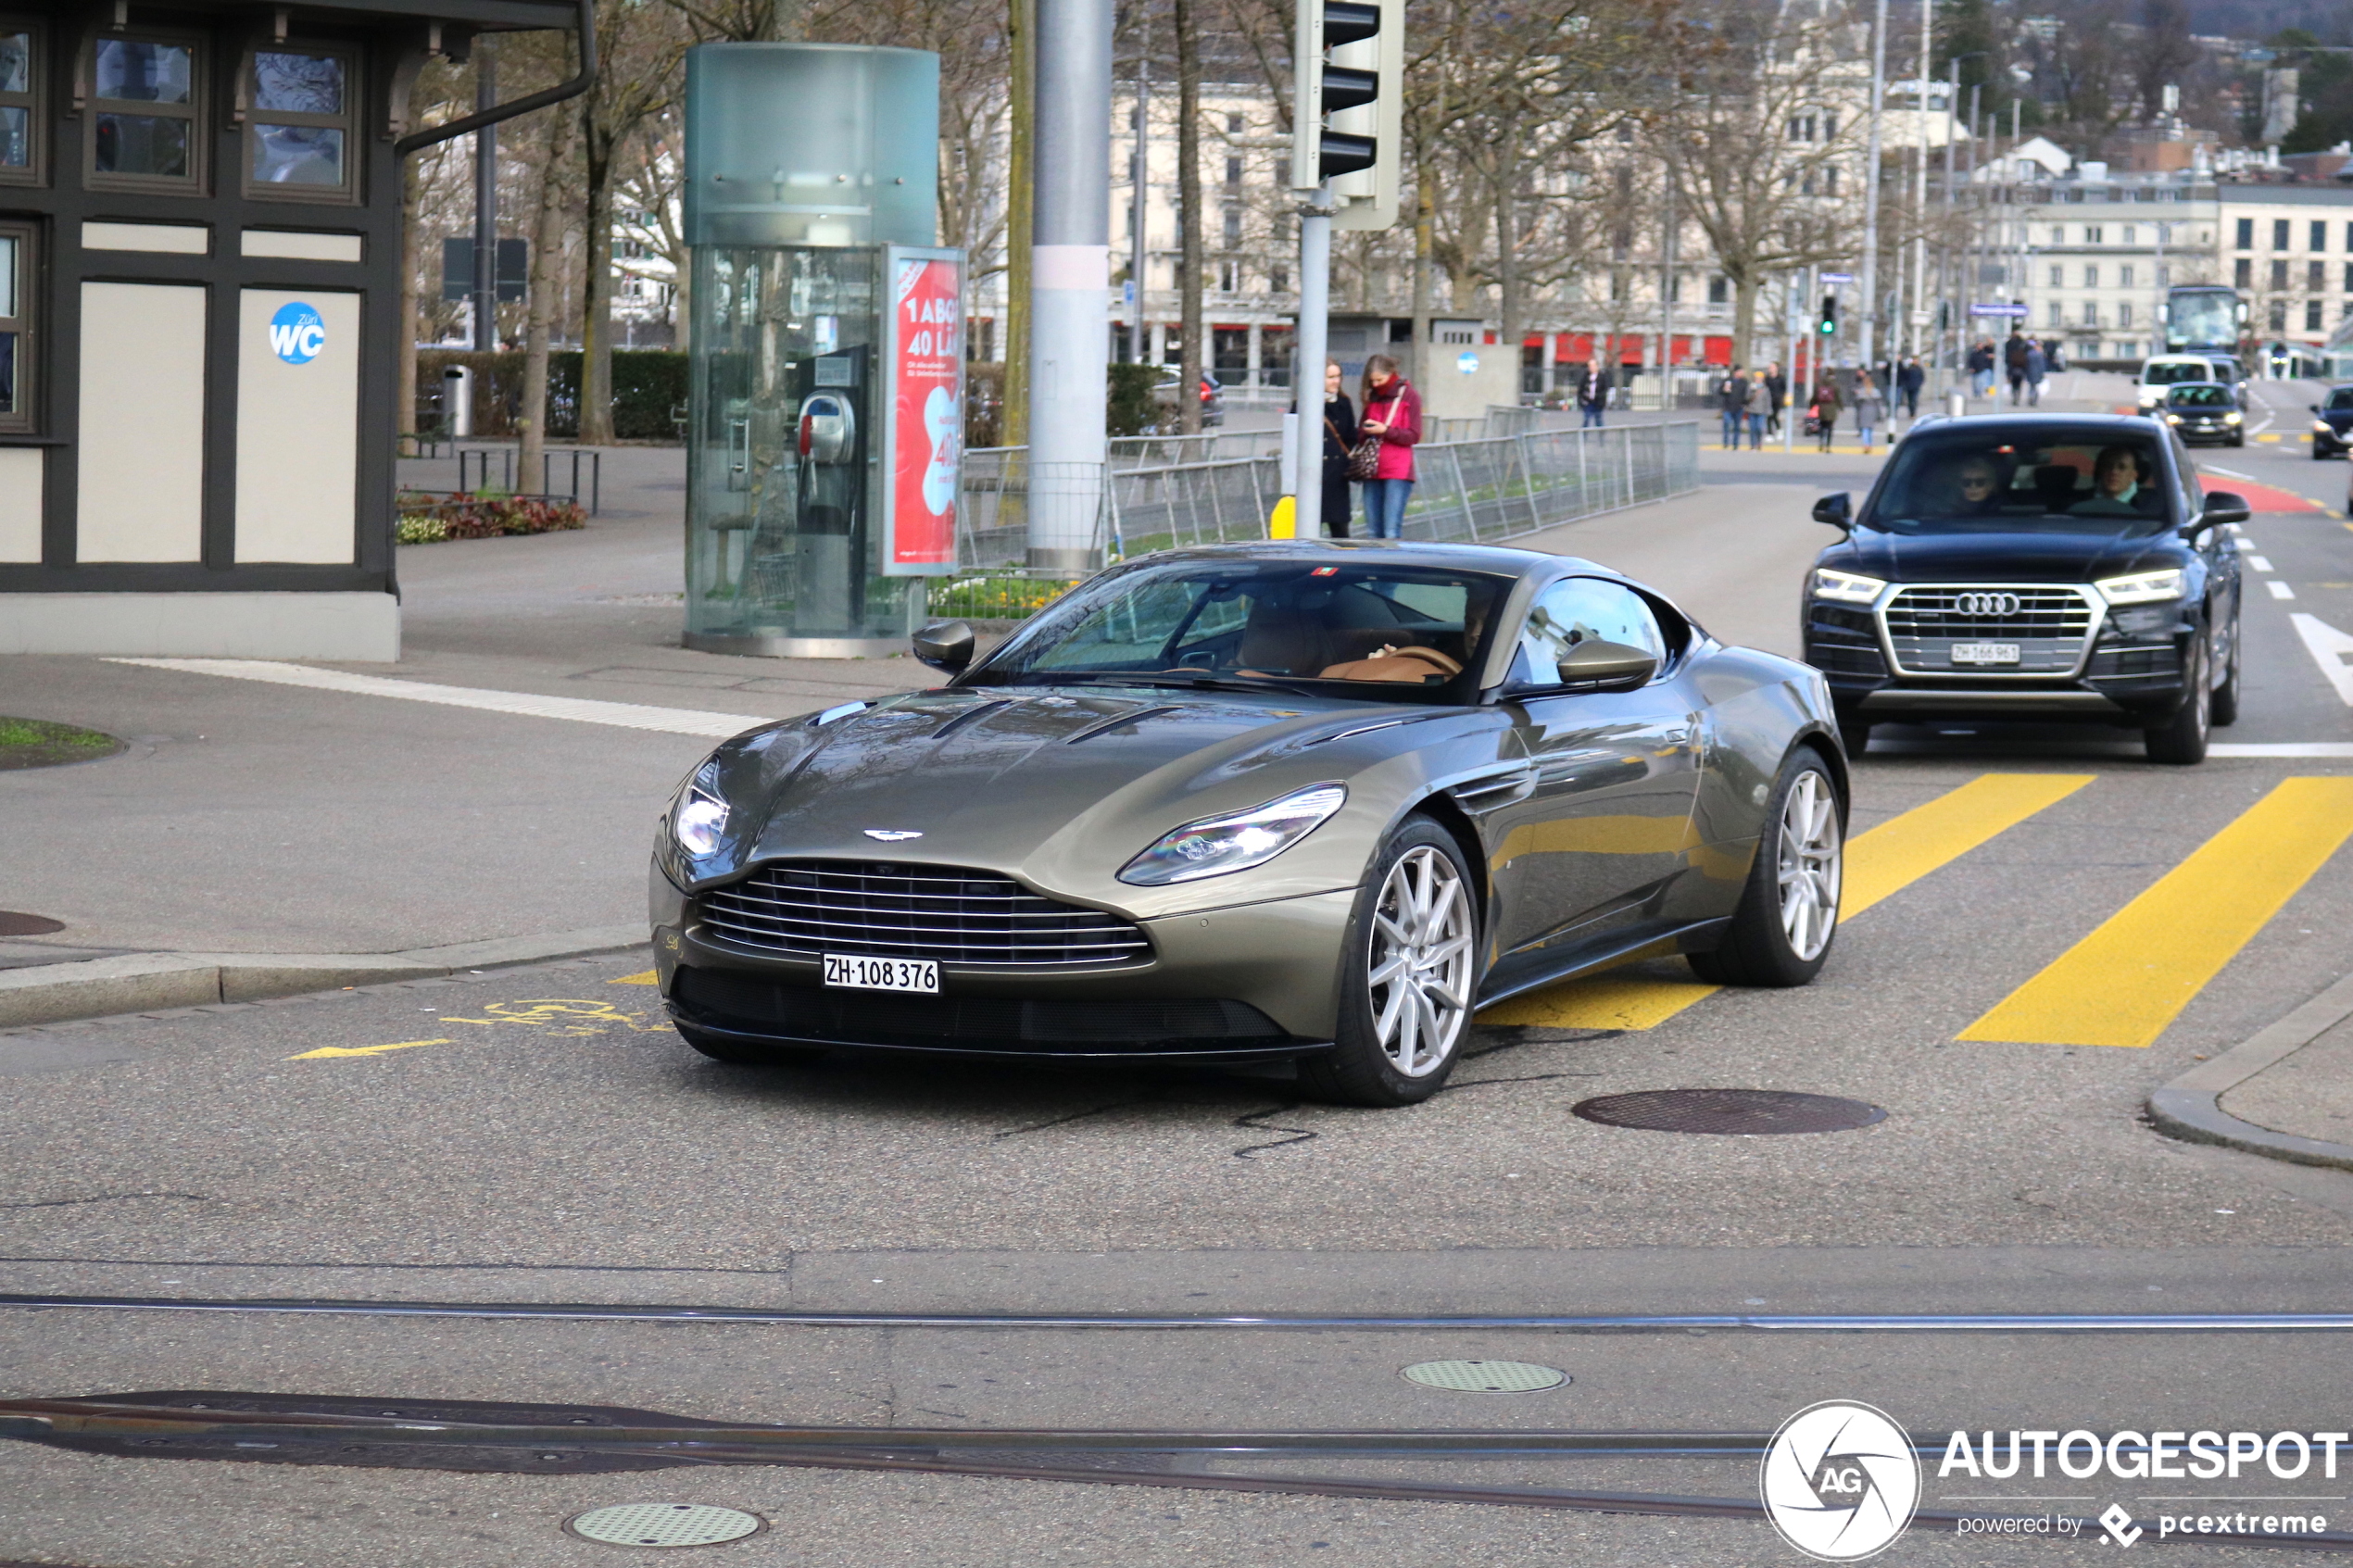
top-left (268, 301), bottom-right (327, 365)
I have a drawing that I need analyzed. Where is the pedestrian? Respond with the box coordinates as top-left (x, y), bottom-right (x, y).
top-left (1766, 362), bottom-right (1787, 436)
top-left (1577, 361), bottom-right (1607, 428)
top-left (1968, 339), bottom-right (1995, 398)
top-left (1717, 364), bottom-right (1746, 448)
top-left (1317, 358), bottom-right (1356, 539)
top-left (2004, 330), bottom-right (2029, 405)
top-left (1896, 355), bottom-right (1924, 420)
top-left (2024, 339), bottom-right (2047, 408)
top-left (1809, 377), bottom-right (1842, 453)
top-left (1853, 371), bottom-right (1886, 455)
top-left (1744, 369), bottom-right (1772, 450)
top-left (1356, 354), bottom-right (1421, 540)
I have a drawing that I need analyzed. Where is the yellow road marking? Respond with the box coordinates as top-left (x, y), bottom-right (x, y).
top-left (289, 1037), bottom-right (453, 1060)
top-left (1842, 772), bottom-right (2096, 918)
top-left (1958, 777), bottom-right (2353, 1048)
top-left (611, 970), bottom-right (660, 985)
top-left (1478, 772), bottom-right (2095, 1030)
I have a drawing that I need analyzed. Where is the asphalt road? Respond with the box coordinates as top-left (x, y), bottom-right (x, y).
top-left (6, 395), bottom-right (2353, 1565)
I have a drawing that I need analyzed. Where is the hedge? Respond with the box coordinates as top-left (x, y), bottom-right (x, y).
top-left (417, 349), bottom-right (689, 442)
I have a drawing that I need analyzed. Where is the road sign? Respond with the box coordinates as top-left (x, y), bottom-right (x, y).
top-left (1820, 271), bottom-right (1855, 284)
top-left (1969, 303), bottom-right (2029, 317)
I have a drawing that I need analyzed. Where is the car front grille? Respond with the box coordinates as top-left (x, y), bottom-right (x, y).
top-left (1881, 585), bottom-right (2098, 676)
top-left (699, 860), bottom-right (1151, 970)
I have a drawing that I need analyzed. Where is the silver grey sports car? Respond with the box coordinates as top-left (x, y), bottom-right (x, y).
top-left (648, 541), bottom-right (1846, 1106)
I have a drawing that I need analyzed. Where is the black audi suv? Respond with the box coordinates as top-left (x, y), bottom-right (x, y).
top-left (1801, 414), bottom-right (2246, 764)
top-left (2312, 384), bottom-right (2353, 459)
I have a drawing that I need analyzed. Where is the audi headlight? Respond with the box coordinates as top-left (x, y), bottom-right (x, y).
top-left (2096, 569), bottom-right (2187, 606)
top-left (2318, 420), bottom-right (2336, 434)
top-left (1810, 569), bottom-right (1886, 605)
top-left (2223, 410), bottom-right (2243, 424)
top-left (1118, 784), bottom-right (1346, 885)
top-left (2163, 412), bottom-right (2183, 424)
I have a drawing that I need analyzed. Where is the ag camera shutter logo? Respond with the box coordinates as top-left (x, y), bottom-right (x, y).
top-left (268, 301), bottom-right (327, 365)
top-left (1760, 1400), bottom-right (1921, 1561)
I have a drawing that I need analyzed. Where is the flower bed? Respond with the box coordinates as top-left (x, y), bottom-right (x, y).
top-left (396, 491), bottom-right (587, 545)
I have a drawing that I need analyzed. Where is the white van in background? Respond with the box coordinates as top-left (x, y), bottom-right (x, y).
top-left (2137, 356), bottom-right (2218, 410)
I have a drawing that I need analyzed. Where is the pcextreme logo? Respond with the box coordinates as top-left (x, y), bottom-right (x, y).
top-left (1760, 1400), bottom-right (1923, 1561)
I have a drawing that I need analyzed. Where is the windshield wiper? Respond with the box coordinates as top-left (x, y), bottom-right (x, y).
top-left (1028, 672), bottom-right (1321, 698)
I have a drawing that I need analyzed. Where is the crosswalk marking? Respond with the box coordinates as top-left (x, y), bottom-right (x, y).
top-left (1478, 772), bottom-right (2094, 1031)
top-left (2291, 613), bottom-right (2353, 707)
top-left (1957, 778), bottom-right (2353, 1049)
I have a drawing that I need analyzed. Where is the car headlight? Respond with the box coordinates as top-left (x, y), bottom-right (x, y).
top-left (1118, 783), bottom-right (1346, 885)
top-left (2223, 410), bottom-right (2242, 424)
top-left (2096, 569), bottom-right (2188, 606)
top-left (2163, 412), bottom-right (2183, 423)
top-left (670, 763), bottom-right (730, 857)
top-left (1810, 569), bottom-right (1886, 605)
top-left (2316, 420), bottom-right (2335, 434)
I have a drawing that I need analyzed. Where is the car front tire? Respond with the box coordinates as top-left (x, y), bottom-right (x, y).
top-left (2210, 621), bottom-right (2242, 728)
top-left (1687, 749), bottom-right (1843, 988)
top-left (2144, 643), bottom-right (2211, 764)
top-left (1298, 815), bottom-right (1477, 1108)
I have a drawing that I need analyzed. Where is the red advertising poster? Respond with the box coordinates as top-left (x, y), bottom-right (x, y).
top-left (885, 250), bottom-right (964, 574)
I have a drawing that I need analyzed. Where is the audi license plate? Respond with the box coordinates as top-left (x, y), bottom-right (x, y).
top-left (1949, 642), bottom-right (2021, 666)
top-left (824, 954), bottom-right (939, 993)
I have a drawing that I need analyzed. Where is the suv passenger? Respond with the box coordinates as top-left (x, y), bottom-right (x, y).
top-left (1801, 415), bottom-right (2246, 764)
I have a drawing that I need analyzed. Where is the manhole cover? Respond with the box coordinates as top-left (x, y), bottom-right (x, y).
top-left (0, 911), bottom-right (64, 936)
top-left (1573, 1088), bottom-right (1884, 1135)
top-left (1401, 1359), bottom-right (1567, 1393)
top-left (565, 1504), bottom-right (764, 1548)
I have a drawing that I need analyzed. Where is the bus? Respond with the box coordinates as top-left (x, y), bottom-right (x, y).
top-left (2163, 284), bottom-right (2246, 356)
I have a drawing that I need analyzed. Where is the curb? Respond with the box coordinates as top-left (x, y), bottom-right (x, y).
top-left (0, 924), bottom-right (648, 1030)
top-left (2146, 971), bottom-right (2353, 1174)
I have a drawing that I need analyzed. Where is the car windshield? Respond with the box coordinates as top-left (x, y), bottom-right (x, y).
top-left (2168, 385), bottom-right (2232, 407)
top-left (971, 558), bottom-right (1510, 700)
top-left (2326, 387), bottom-right (2353, 411)
top-left (2142, 361), bottom-right (2209, 384)
top-left (1865, 426), bottom-right (2175, 533)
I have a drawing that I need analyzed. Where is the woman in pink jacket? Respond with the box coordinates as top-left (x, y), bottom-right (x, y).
top-left (1357, 355), bottom-right (1422, 539)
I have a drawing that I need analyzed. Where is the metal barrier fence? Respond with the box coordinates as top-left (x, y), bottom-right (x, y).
top-left (938, 422), bottom-right (1700, 619)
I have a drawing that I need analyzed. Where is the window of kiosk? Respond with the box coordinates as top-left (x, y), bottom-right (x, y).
top-left (88, 32), bottom-right (201, 191)
top-left (0, 24), bottom-right (43, 184)
top-left (245, 46), bottom-right (354, 200)
top-left (0, 226), bottom-right (37, 431)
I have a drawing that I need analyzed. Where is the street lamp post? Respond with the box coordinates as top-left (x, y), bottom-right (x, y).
top-left (1026, 0), bottom-right (1114, 571)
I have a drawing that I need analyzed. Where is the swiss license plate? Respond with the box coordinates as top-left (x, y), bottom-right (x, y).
top-left (1950, 642), bottom-right (2021, 666)
top-left (823, 954), bottom-right (939, 993)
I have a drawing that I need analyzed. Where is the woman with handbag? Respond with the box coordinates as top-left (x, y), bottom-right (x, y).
top-left (1808, 378), bottom-right (1842, 454)
top-left (1356, 354), bottom-right (1421, 539)
top-left (1318, 359), bottom-right (1357, 538)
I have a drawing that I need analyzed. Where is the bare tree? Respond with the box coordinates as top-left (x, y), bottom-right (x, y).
top-left (577, 0), bottom-right (689, 445)
top-left (1655, 0), bottom-right (1869, 369)
top-left (1174, 0), bottom-right (1204, 432)
top-left (521, 99), bottom-right (580, 484)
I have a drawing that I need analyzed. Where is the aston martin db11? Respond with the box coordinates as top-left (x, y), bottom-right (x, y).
top-left (649, 541), bottom-right (1846, 1106)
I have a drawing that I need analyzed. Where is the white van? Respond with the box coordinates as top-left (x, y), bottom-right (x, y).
top-left (2138, 356), bottom-right (2216, 409)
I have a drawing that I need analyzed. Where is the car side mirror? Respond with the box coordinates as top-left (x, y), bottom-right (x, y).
top-left (2196, 491), bottom-right (2251, 529)
top-left (2310, 404), bottom-right (2321, 414)
top-left (1555, 638), bottom-right (1659, 688)
top-left (912, 620), bottom-right (975, 672)
top-left (1812, 492), bottom-right (1853, 530)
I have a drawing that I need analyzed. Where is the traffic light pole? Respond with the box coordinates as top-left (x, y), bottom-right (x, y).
top-left (1292, 190), bottom-right (1331, 540)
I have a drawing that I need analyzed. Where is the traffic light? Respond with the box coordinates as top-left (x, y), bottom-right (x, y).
top-left (1291, 0), bottom-right (1403, 231)
top-left (1818, 295), bottom-right (1838, 335)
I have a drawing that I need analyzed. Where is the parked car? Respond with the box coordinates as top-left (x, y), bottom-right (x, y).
top-left (1800, 414), bottom-right (2246, 766)
top-left (650, 543), bottom-right (1846, 1105)
top-left (2309, 385), bottom-right (2353, 459)
top-left (2160, 383), bottom-right (2245, 446)
top-left (1152, 370), bottom-right (1225, 428)
top-left (2134, 355), bottom-right (2218, 410)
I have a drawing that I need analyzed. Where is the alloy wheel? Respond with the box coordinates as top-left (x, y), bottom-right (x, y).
top-left (1367, 845), bottom-right (1475, 1077)
top-left (1776, 771), bottom-right (1842, 962)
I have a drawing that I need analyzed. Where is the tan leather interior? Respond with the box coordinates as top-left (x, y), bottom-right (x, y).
top-left (1316, 645), bottom-right (1462, 683)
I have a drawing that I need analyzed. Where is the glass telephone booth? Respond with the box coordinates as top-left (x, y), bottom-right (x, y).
top-left (681, 44), bottom-right (944, 657)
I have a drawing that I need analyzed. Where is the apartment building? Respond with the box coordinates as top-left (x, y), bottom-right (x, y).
top-left (2007, 167), bottom-right (2222, 363)
top-left (2220, 185), bottom-right (2353, 345)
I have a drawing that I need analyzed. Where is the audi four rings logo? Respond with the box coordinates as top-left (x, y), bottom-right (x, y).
top-left (1952, 592), bottom-right (2023, 617)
